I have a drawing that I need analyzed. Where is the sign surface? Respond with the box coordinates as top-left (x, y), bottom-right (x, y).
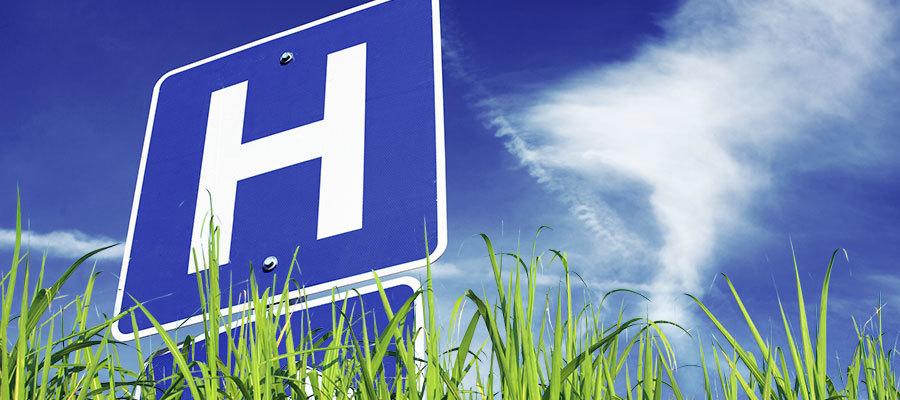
top-left (113, 0), bottom-right (445, 340)
top-left (139, 278), bottom-right (423, 399)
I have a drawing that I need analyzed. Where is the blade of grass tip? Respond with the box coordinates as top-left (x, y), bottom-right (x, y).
top-left (129, 311), bottom-right (148, 399)
top-left (789, 241), bottom-right (818, 398)
top-left (549, 250), bottom-right (577, 375)
top-left (133, 299), bottom-right (202, 399)
top-left (372, 273), bottom-right (416, 379)
top-left (814, 249), bottom-right (841, 399)
top-left (699, 338), bottom-right (713, 400)
top-left (21, 244), bottom-right (119, 346)
top-left (778, 297), bottom-right (810, 400)
top-left (642, 329), bottom-right (653, 400)
top-left (28, 325), bottom-right (41, 397)
top-left (624, 363), bottom-right (633, 400)
top-left (205, 247), bottom-right (222, 399)
top-left (687, 293), bottom-right (767, 384)
top-left (452, 312), bottom-right (481, 386)
top-left (647, 321), bottom-right (688, 370)
top-left (613, 321), bottom-right (646, 377)
top-left (355, 289), bottom-right (375, 393)
top-left (75, 266), bottom-right (100, 380)
top-left (651, 330), bottom-right (684, 400)
top-left (345, 311), bottom-right (378, 400)
top-left (718, 347), bottom-right (760, 400)
top-left (479, 234), bottom-right (506, 307)
top-left (37, 317), bottom-right (55, 400)
top-left (528, 227), bottom-right (549, 321)
top-left (712, 344), bottom-right (727, 400)
top-left (654, 353), bottom-right (664, 400)
top-left (32, 253), bottom-right (47, 309)
top-left (546, 291), bottom-right (563, 400)
top-left (761, 346), bottom-right (776, 400)
top-left (13, 262), bottom-right (31, 400)
top-left (370, 291), bottom-right (421, 376)
top-left (861, 338), bottom-right (876, 400)
top-left (720, 273), bottom-right (784, 384)
top-left (9, 187), bottom-right (22, 276)
top-left (463, 290), bottom-right (507, 375)
top-left (538, 318), bottom-right (643, 400)
top-left (75, 328), bottom-right (113, 400)
top-left (776, 348), bottom-right (795, 400)
top-left (0, 190), bottom-right (23, 400)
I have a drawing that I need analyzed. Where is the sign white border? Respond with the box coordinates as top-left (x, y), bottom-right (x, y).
top-left (112, 0), bottom-right (446, 341)
top-left (134, 277), bottom-right (426, 399)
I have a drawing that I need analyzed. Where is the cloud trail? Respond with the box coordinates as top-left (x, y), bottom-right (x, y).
top-left (468, 0), bottom-right (897, 320)
top-left (0, 228), bottom-right (123, 261)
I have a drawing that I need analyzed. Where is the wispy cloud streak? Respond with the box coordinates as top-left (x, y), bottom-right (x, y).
top-left (0, 228), bottom-right (123, 261)
top-left (452, 0), bottom-right (898, 321)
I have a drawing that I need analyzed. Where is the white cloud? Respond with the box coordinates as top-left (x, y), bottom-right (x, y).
top-left (0, 228), bottom-right (123, 261)
top-left (428, 261), bottom-right (467, 278)
top-left (466, 0), bottom-right (898, 321)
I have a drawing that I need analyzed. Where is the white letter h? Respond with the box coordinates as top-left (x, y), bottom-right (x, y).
top-left (189, 43), bottom-right (366, 273)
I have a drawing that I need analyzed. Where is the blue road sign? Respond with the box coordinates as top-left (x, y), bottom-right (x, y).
top-left (113, 0), bottom-right (445, 340)
top-left (138, 278), bottom-right (422, 399)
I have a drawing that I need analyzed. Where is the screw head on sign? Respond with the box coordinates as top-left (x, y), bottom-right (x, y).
top-left (262, 256), bottom-right (278, 272)
top-left (280, 52), bottom-right (294, 65)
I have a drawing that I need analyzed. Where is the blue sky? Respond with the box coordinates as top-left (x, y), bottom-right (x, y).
top-left (2, 0), bottom-right (900, 378)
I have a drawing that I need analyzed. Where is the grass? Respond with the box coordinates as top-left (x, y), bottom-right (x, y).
top-left (0, 194), bottom-right (898, 399)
